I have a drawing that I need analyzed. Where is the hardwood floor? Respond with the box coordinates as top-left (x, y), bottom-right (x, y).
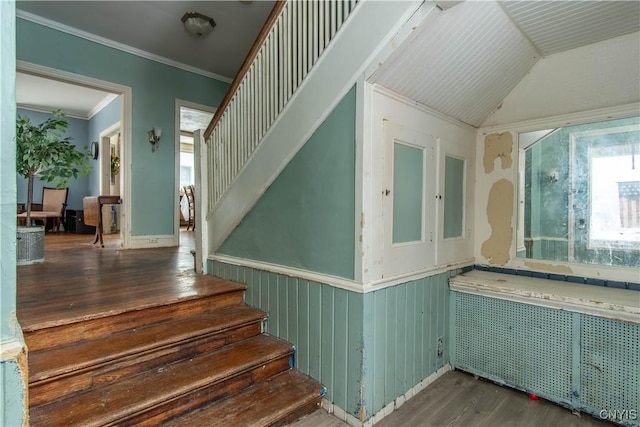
top-left (17, 230), bottom-right (203, 330)
top-left (17, 235), bottom-right (613, 426)
top-left (293, 371), bottom-right (614, 427)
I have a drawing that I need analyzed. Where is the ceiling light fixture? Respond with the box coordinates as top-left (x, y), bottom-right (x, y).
top-left (181, 12), bottom-right (216, 38)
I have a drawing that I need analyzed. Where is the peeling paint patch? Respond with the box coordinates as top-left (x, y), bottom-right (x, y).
top-left (481, 179), bottom-right (513, 265)
top-left (357, 403), bottom-right (367, 422)
top-left (524, 261), bottom-right (574, 274)
top-left (483, 132), bottom-right (513, 173)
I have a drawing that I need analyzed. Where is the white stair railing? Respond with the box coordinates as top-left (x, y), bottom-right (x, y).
top-left (204, 0), bottom-right (360, 212)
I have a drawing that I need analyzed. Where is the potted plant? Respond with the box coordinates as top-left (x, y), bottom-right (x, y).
top-left (16, 110), bottom-right (91, 264)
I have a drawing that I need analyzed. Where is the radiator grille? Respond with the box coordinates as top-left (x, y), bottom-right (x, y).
top-left (580, 315), bottom-right (640, 415)
top-left (455, 292), bottom-right (573, 403)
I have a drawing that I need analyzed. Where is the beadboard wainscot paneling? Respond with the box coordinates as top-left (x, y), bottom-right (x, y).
top-left (211, 259), bottom-right (462, 422)
top-left (210, 260), bottom-right (364, 419)
top-left (361, 271), bottom-right (456, 421)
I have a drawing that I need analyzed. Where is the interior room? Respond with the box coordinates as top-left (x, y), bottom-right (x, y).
top-left (1, 1), bottom-right (638, 426)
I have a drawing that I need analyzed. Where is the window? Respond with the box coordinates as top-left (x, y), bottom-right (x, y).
top-left (519, 117), bottom-right (640, 267)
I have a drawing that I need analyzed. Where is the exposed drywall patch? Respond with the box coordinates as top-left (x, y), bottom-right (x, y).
top-left (481, 179), bottom-right (513, 265)
top-left (524, 260), bottom-right (574, 274)
top-left (483, 132), bottom-right (513, 173)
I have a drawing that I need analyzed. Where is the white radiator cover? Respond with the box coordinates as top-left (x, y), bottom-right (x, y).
top-left (451, 277), bottom-right (639, 427)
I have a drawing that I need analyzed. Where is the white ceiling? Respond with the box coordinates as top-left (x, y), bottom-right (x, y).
top-left (369, 1), bottom-right (640, 128)
top-left (17, 72), bottom-right (117, 119)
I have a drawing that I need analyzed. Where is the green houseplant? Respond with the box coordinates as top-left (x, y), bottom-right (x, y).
top-left (16, 110), bottom-right (91, 263)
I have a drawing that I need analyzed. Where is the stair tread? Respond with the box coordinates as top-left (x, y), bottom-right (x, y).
top-left (166, 370), bottom-right (326, 427)
top-left (29, 304), bottom-right (266, 383)
top-left (21, 278), bottom-right (247, 333)
top-left (30, 334), bottom-right (293, 427)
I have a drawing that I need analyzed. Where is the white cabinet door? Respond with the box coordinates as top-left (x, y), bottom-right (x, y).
top-left (436, 136), bottom-right (474, 265)
top-left (382, 120), bottom-right (436, 278)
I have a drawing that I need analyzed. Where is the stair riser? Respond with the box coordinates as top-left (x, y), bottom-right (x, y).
top-left (25, 290), bottom-right (245, 352)
top-left (122, 357), bottom-right (292, 426)
top-left (29, 322), bottom-right (262, 407)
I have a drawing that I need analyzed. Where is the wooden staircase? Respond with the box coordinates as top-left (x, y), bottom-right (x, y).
top-left (24, 279), bottom-right (325, 426)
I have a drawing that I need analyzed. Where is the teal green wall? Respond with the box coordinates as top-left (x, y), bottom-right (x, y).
top-left (211, 260), bottom-right (459, 421)
top-left (17, 18), bottom-right (229, 236)
top-left (2, 2), bottom-right (26, 425)
top-left (217, 86), bottom-right (356, 279)
top-left (1, 360), bottom-right (25, 426)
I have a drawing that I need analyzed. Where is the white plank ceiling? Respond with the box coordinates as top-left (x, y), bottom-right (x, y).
top-left (369, 1), bottom-right (640, 128)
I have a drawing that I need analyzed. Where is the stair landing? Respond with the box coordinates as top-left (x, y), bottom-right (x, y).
top-left (18, 233), bottom-right (324, 426)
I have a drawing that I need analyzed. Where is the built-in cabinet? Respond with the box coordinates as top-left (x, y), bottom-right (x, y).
top-left (363, 84), bottom-right (475, 283)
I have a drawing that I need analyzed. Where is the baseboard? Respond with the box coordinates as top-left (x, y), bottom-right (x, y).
top-left (321, 364), bottom-right (452, 427)
top-left (129, 234), bottom-right (177, 249)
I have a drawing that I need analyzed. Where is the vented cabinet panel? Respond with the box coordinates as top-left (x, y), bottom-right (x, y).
top-left (580, 315), bottom-right (640, 419)
top-left (455, 292), bottom-right (573, 403)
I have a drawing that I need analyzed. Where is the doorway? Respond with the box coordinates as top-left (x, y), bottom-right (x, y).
top-left (175, 100), bottom-right (216, 273)
top-left (100, 123), bottom-right (122, 237)
top-left (17, 61), bottom-right (133, 247)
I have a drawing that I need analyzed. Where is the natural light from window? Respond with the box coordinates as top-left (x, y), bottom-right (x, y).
top-left (589, 151), bottom-right (640, 248)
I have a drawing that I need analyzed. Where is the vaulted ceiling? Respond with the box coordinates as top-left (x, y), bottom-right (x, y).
top-left (369, 1), bottom-right (640, 128)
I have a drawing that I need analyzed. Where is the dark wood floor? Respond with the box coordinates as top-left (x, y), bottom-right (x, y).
top-left (16, 229), bottom-right (209, 331)
top-left (293, 371), bottom-right (614, 427)
top-left (17, 233), bottom-right (614, 427)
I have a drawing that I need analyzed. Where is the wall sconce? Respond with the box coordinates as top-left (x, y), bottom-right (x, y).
top-left (181, 12), bottom-right (216, 38)
top-left (148, 127), bottom-right (162, 151)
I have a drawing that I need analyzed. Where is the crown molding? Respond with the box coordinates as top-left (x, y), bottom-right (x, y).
top-left (16, 10), bottom-right (232, 84)
top-left (17, 103), bottom-right (87, 120)
top-left (87, 93), bottom-right (119, 120)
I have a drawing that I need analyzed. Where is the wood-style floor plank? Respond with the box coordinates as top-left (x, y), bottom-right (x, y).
top-left (17, 231), bottom-right (232, 330)
top-left (291, 371), bottom-right (614, 427)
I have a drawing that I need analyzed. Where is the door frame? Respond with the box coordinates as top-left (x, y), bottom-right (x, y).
top-left (174, 100), bottom-right (217, 269)
top-left (17, 60), bottom-right (133, 248)
top-left (99, 122), bottom-right (121, 235)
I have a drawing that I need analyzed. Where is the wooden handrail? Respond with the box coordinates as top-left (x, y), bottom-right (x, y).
top-left (204, 0), bottom-right (287, 140)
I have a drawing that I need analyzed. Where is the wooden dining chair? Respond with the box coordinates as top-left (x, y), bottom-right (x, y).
top-left (17, 187), bottom-right (69, 232)
top-left (184, 185), bottom-right (196, 231)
